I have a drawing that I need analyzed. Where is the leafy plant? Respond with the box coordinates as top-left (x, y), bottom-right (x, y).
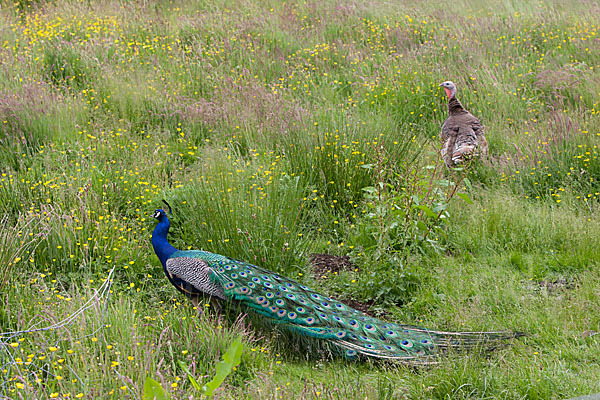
top-left (142, 337), bottom-right (244, 400)
top-left (361, 148), bottom-right (473, 258)
top-left (178, 360), bottom-right (202, 392)
top-left (201, 336), bottom-right (244, 398)
top-left (142, 378), bottom-right (167, 400)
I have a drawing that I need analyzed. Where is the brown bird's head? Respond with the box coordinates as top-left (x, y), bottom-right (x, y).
top-left (439, 81), bottom-right (456, 99)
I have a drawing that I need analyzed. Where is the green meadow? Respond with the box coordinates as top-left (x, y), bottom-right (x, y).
top-left (1, 0), bottom-right (599, 398)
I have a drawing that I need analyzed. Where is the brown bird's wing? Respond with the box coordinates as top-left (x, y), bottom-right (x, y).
top-left (453, 126), bottom-right (478, 159)
top-left (441, 118), bottom-right (452, 142)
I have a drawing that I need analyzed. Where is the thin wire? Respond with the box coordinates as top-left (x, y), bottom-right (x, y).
top-left (0, 266), bottom-right (125, 399)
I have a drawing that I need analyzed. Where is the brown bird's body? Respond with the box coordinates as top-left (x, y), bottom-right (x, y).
top-left (439, 81), bottom-right (488, 167)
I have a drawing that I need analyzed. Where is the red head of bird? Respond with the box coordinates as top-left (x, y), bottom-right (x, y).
top-left (439, 81), bottom-right (456, 100)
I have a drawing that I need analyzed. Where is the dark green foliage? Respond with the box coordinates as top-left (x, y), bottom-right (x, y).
top-left (43, 45), bottom-right (95, 91)
top-left (362, 264), bottom-right (421, 309)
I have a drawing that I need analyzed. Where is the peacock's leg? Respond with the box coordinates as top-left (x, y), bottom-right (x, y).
top-left (191, 296), bottom-right (202, 311)
top-left (190, 296), bottom-right (221, 315)
top-left (210, 297), bottom-right (222, 315)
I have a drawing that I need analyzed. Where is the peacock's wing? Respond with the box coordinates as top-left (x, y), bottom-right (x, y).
top-left (165, 252), bottom-right (226, 300)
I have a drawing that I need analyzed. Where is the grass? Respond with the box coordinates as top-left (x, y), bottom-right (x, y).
top-left (0, 0), bottom-right (599, 398)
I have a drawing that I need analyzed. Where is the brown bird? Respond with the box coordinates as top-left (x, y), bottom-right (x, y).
top-left (439, 81), bottom-right (488, 167)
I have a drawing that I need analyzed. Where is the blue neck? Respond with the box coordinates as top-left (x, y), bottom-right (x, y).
top-left (151, 216), bottom-right (178, 267)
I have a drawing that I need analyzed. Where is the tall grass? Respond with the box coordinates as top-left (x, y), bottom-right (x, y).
top-left (169, 155), bottom-right (312, 273)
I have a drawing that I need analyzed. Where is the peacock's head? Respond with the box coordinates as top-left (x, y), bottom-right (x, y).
top-left (152, 209), bottom-right (168, 221)
top-left (439, 81), bottom-right (456, 99)
top-left (152, 200), bottom-right (173, 222)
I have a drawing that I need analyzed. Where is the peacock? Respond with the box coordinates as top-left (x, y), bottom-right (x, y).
top-left (151, 204), bottom-right (522, 364)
